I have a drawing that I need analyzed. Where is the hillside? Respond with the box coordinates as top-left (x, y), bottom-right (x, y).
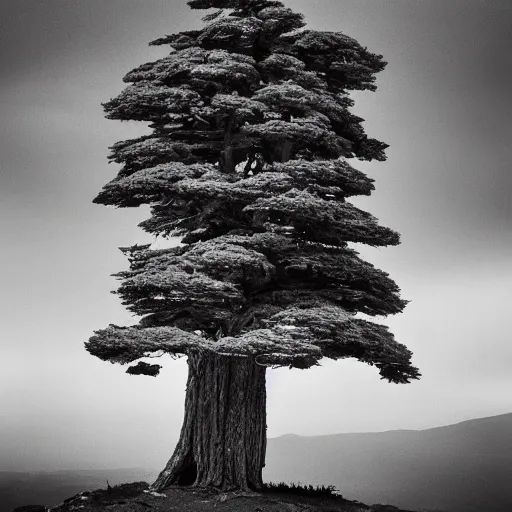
top-left (264, 412), bottom-right (512, 512)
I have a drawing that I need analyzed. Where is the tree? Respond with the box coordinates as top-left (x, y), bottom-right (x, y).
top-left (86, 0), bottom-right (420, 493)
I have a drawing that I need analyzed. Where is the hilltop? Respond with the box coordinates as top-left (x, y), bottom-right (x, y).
top-left (15, 481), bottom-right (416, 512)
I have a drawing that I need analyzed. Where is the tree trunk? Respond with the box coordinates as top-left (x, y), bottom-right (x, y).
top-left (151, 352), bottom-right (267, 492)
top-left (281, 141), bottom-right (293, 162)
top-left (220, 113), bottom-right (236, 174)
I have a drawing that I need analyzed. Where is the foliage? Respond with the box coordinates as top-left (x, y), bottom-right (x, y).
top-left (263, 481), bottom-right (343, 498)
top-left (125, 361), bottom-right (162, 376)
top-left (86, 0), bottom-right (420, 383)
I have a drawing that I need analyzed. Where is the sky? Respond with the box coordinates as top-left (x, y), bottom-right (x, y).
top-left (1, 0), bottom-right (511, 472)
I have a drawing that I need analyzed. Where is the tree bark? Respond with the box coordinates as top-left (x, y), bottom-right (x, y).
top-left (151, 352), bottom-right (267, 492)
top-left (219, 113), bottom-right (236, 174)
top-left (281, 141), bottom-right (293, 162)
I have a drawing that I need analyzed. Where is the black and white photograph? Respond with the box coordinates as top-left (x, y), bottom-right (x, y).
top-left (1, 1), bottom-right (511, 511)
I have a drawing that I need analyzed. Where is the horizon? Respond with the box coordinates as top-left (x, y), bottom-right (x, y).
top-left (2, 411), bottom-right (511, 474)
top-left (2, 0), bottom-right (511, 473)
top-left (273, 410), bottom-right (512, 438)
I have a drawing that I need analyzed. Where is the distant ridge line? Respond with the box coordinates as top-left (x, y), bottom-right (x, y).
top-left (271, 411), bottom-right (512, 439)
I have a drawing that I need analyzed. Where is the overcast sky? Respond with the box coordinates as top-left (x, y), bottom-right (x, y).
top-left (1, 0), bottom-right (511, 472)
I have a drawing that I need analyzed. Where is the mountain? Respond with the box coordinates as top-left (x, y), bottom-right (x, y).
top-left (264, 412), bottom-right (512, 512)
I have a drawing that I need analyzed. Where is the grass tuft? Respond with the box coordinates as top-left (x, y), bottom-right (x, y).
top-left (263, 481), bottom-right (345, 498)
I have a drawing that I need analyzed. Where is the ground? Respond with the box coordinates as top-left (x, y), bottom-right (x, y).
top-left (32, 482), bottom-right (417, 512)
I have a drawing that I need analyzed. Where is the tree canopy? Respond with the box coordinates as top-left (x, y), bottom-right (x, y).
top-left (86, 0), bottom-right (420, 384)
